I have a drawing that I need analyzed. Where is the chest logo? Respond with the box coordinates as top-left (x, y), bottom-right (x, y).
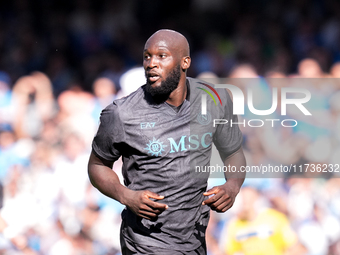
top-left (140, 122), bottom-right (156, 129)
top-left (197, 111), bottom-right (211, 125)
top-left (144, 137), bottom-right (167, 156)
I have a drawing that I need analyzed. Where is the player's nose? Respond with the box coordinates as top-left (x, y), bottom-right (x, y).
top-left (146, 56), bottom-right (158, 69)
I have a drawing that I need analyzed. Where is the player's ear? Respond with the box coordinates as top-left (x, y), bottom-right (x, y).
top-left (182, 56), bottom-right (191, 71)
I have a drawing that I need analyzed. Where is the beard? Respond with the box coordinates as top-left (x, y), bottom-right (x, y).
top-left (145, 65), bottom-right (181, 98)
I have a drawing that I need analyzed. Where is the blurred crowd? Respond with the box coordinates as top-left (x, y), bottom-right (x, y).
top-left (2, 0), bottom-right (340, 89)
top-left (203, 61), bottom-right (340, 255)
top-left (1, 0), bottom-right (340, 254)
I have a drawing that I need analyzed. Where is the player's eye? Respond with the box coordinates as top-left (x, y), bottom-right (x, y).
top-left (160, 54), bottom-right (167, 58)
top-left (144, 55), bottom-right (150, 60)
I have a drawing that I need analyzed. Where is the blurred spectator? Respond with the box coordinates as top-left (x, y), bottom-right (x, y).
top-left (57, 87), bottom-right (96, 146)
top-left (196, 71), bottom-right (220, 85)
top-left (330, 62), bottom-right (340, 78)
top-left (0, 72), bottom-right (13, 128)
top-left (265, 70), bottom-right (287, 78)
top-left (11, 72), bottom-right (56, 139)
top-left (297, 58), bottom-right (325, 78)
top-left (229, 64), bottom-right (258, 79)
top-left (92, 77), bottom-right (117, 106)
top-left (0, 128), bottom-right (31, 181)
top-left (222, 186), bottom-right (305, 255)
top-left (287, 178), bottom-right (340, 255)
top-left (116, 66), bottom-right (145, 99)
top-left (91, 76), bottom-right (117, 121)
top-left (53, 132), bottom-right (90, 207)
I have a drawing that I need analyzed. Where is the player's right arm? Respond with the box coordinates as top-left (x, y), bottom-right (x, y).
top-left (88, 151), bottom-right (168, 220)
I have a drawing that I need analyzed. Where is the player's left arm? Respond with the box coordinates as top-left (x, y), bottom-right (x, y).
top-left (203, 146), bottom-right (246, 212)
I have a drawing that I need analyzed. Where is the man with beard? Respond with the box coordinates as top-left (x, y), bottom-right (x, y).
top-left (88, 29), bottom-right (246, 255)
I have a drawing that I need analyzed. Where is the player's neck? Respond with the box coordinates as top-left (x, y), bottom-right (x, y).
top-left (166, 76), bottom-right (187, 107)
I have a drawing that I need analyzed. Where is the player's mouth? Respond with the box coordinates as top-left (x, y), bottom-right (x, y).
top-left (146, 72), bottom-right (161, 83)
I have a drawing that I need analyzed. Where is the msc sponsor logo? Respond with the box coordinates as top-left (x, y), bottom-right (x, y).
top-left (144, 137), bottom-right (167, 156)
top-left (144, 133), bottom-right (212, 156)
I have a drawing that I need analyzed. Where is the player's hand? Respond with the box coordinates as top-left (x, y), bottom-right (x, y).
top-left (202, 183), bottom-right (238, 213)
top-left (123, 190), bottom-right (168, 220)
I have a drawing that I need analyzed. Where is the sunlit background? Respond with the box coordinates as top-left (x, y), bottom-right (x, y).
top-left (1, 0), bottom-right (340, 254)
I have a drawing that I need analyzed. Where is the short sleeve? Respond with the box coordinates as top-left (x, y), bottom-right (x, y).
top-left (92, 102), bottom-right (124, 162)
top-left (213, 89), bottom-right (243, 160)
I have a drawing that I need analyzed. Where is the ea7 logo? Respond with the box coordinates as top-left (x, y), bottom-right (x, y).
top-left (140, 122), bottom-right (156, 129)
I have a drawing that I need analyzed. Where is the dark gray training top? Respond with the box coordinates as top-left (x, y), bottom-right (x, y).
top-left (92, 77), bottom-right (242, 250)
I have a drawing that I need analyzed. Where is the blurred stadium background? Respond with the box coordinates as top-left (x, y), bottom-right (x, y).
top-left (1, 0), bottom-right (340, 254)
